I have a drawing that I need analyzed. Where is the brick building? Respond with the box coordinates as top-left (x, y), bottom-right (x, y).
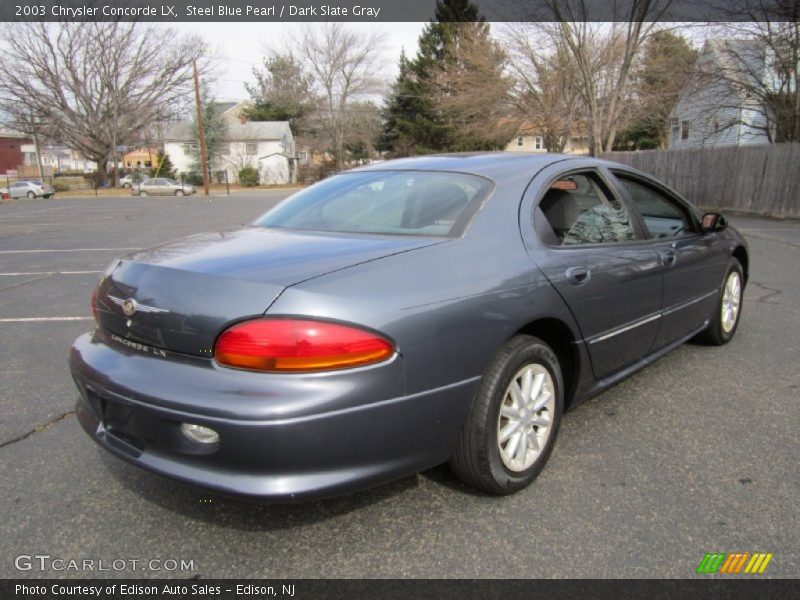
top-left (0, 130), bottom-right (33, 174)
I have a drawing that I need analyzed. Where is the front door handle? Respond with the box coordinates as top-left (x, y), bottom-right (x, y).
top-left (658, 249), bottom-right (677, 267)
top-left (565, 266), bottom-right (591, 285)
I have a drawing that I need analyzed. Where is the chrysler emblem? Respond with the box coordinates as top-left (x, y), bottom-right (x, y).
top-left (107, 295), bottom-right (169, 317)
top-left (122, 299), bottom-right (137, 317)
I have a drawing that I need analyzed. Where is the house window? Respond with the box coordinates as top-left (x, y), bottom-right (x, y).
top-left (681, 121), bottom-right (690, 140)
top-left (218, 143), bottom-right (231, 156)
top-left (246, 142), bottom-right (258, 155)
top-left (182, 143), bottom-right (197, 154)
top-left (517, 136), bottom-right (524, 147)
top-left (535, 136), bottom-right (544, 150)
top-left (297, 151), bottom-right (308, 161)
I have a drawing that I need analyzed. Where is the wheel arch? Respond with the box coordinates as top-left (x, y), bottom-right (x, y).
top-left (732, 245), bottom-right (749, 284)
top-left (515, 317), bottom-right (579, 411)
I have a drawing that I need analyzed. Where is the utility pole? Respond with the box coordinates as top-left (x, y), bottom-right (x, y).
top-left (192, 59), bottom-right (210, 196)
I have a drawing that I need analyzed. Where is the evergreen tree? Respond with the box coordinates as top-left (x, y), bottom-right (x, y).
top-left (150, 151), bottom-right (176, 178)
top-left (189, 95), bottom-right (229, 175)
top-left (244, 52), bottom-right (317, 136)
top-left (381, 0), bottom-right (510, 155)
top-left (615, 31), bottom-right (698, 150)
top-left (380, 51), bottom-right (426, 155)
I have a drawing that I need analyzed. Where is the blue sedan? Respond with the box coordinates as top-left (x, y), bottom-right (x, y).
top-left (70, 153), bottom-right (748, 500)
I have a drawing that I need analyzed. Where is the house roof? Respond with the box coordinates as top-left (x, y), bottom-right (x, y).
top-left (164, 120), bottom-right (291, 142)
top-left (698, 38), bottom-right (765, 95)
top-left (216, 101), bottom-right (240, 116)
top-left (0, 129), bottom-right (30, 139)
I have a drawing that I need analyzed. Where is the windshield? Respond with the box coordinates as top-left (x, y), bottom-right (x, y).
top-left (255, 170), bottom-right (494, 237)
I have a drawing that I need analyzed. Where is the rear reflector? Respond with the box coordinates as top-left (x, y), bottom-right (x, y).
top-left (214, 318), bottom-right (394, 372)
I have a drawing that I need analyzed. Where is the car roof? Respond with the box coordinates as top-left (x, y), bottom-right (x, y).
top-left (352, 152), bottom-right (580, 180)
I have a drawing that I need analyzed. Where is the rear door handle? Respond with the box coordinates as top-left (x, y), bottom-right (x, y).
top-left (658, 249), bottom-right (677, 267)
top-left (565, 266), bottom-right (590, 285)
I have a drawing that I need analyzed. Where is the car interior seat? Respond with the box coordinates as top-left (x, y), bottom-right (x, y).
top-left (539, 189), bottom-right (579, 243)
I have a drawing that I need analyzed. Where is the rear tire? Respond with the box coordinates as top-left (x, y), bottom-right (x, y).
top-left (697, 260), bottom-right (744, 345)
top-left (140, 191), bottom-right (148, 197)
top-left (450, 335), bottom-right (563, 495)
top-left (175, 190), bottom-right (184, 196)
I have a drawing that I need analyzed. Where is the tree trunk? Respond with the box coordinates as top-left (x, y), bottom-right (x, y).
top-left (96, 158), bottom-right (108, 187)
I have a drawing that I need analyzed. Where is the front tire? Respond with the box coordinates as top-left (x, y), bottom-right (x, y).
top-left (175, 190), bottom-right (184, 196)
top-left (450, 335), bottom-right (563, 494)
top-left (26, 191), bottom-right (35, 199)
top-left (697, 261), bottom-right (744, 345)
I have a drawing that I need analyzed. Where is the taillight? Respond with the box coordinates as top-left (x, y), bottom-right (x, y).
top-left (214, 319), bottom-right (394, 372)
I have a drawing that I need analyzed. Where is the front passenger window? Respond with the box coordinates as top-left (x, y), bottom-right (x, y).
top-left (615, 176), bottom-right (689, 238)
top-left (538, 173), bottom-right (638, 246)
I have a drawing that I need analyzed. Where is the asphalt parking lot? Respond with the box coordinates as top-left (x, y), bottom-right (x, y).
top-left (0, 192), bottom-right (797, 579)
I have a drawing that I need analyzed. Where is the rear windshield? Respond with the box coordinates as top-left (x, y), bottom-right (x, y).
top-left (254, 170), bottom-right (494, 237)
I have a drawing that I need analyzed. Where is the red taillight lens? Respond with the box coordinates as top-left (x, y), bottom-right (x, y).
top-left (214, 319), bottom-right (394, 372)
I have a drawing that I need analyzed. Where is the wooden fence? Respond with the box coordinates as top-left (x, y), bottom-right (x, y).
top-left (602, 143), bottom-right (800, 219)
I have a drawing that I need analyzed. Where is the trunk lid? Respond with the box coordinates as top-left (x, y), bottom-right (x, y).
top-left (96, 226), bottom-right (441, 356)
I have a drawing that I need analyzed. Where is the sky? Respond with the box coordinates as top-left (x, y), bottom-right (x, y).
top-left (179, 22), bottom-right (428, 102)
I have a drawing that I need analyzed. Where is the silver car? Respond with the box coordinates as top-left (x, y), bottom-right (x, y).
top-left (2, 180), bottom-right (55, 199)
top-left (132, 178), bottom-right (196, 197)
top-left (120, 173), bottom-right (149, 188)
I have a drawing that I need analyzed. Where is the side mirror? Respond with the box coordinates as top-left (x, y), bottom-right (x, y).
top-left (701, 212), bottom-right (728, 233)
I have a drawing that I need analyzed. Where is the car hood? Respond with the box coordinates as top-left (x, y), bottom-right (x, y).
top-left (96, 226), bottom-right (444, 356)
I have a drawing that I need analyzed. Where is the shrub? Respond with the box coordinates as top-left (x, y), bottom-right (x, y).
top-left (238, 166), bottom-right (259, 187)
top-left (180, 171), bottom-right (203, 186)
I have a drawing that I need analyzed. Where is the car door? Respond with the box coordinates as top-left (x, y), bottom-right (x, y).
top-left (609, 170), bottom-right (729, 349)
top-left (523, 166), bottom-right (663, 380)
top-left (146, 178), bottom-right (164, 195)
top-left (10, 182), bottom-right (24, 198)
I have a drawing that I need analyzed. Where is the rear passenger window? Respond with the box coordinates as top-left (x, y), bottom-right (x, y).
top-left (615, 176), bottom-right (689, 238)
top-left (538, 173), bottom-right (638, 246)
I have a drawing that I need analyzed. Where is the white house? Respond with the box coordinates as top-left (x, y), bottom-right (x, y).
top-left (21, 143), bottom-right (96, 173)
top-left (668, 39), bottom-right (774, 149)
top-left (505, 121), bottom-right (590, 155)
top-left (164, 101), bottom-right (296, 184)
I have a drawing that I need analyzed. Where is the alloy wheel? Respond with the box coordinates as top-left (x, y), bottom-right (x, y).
top-left (497, 363), bottom-right (556, 472)
top-left (721, 271), bottom-right (742, 333)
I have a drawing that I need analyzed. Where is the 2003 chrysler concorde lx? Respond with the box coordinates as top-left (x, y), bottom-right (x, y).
top-left (69, 153), bottom-right (749, 500)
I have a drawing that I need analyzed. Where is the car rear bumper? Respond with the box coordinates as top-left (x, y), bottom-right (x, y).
top-left (69, 329), bottom-right (476, 500)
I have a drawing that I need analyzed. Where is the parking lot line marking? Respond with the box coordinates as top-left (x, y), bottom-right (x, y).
top-left (0, 248), bottom-right (140, 254)
top-left (0, 316), bottom-right (93, 322)
top-left (0, 270), bottom-right (102, 276)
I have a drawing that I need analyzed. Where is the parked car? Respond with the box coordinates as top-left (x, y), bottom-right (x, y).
top-left (2, 180), bottom-right (55, 199)
top-left (70, 153), bottom-right (748, 500)
top-left (131, 177), bottom-right (195, 196)
top-left (120, 173), bottom-right (149, 188)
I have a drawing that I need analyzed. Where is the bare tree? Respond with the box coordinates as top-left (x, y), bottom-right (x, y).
top-left (543, 0), bottom-right (672, 154)
top-left (292, 23), bottom-right (385, 170)
top-left (505, 23), bottom-right (583, 152)
top-left (0, 22), bottom-right (208, 183)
